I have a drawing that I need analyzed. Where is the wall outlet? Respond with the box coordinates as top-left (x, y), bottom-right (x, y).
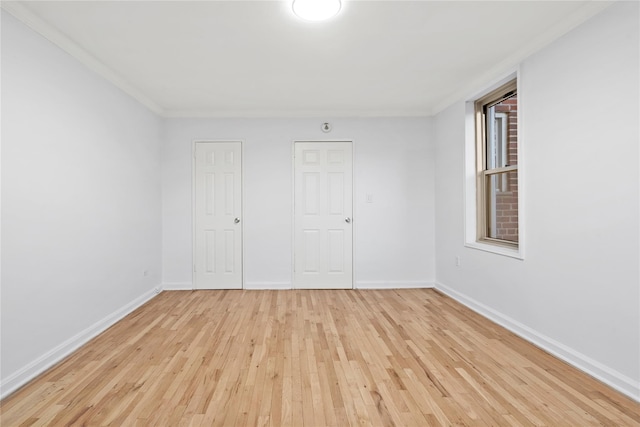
top-left (366, 193), bottom-right (374, 203)
top-left (143, 270), bottom-right (149, 277)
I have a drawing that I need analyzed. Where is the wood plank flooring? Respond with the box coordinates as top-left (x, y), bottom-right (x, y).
top-left (1, 289), bottom-right (638, 426)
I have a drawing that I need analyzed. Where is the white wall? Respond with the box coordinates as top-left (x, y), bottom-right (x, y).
top-left (434, 1), bottom-right (639, 399)
top-left (162, 118), bottom-right (435, 289)
top-left (1, 11), bottom-right (162, 396)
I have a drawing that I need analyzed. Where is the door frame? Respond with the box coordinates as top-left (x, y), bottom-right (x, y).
top-left (291, 139), bottom-right (356, 289)
top-left (192, 140), bottom-right (245, 290)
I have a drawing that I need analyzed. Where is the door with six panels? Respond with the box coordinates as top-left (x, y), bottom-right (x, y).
top-left (194, 141), bottom-right (243, 289)
top-left (294, 141), bottom-right (353, 289)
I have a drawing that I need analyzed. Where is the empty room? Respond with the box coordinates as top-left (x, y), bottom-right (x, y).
top-left (1, 0), bottom-right (639, 425)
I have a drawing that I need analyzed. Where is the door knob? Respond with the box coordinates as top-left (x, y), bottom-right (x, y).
top-left (234, 218), bottom-right (240, 224)
top-left (345, 217), bottom-right (351, 223)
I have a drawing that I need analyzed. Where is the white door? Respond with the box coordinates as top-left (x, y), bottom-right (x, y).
top-left (294, 141), bottom-right (353, 289)
top-left (194, 142), bottom-right (242, 289)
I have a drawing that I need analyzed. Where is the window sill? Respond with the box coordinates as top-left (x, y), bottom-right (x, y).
top-left (464, 240), bottom-right (524, 260)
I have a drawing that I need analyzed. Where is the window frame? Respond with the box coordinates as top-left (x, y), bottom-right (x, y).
top-left (475, 79), bottom-right (518, 248)
top-left (465, 77), bottom-right (523, 255)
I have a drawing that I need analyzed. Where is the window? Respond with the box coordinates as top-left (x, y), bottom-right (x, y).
top-left (475, 79), bottom-right (519, 247)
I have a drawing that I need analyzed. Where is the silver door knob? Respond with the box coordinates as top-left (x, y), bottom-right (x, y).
top-left (234, 218), bottom-right (240, 224)
top-left (345, 217), bottom-right (351, 223)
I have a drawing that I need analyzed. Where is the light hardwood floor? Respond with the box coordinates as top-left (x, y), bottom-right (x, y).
top-left (1, 289), bottom-right (638, 426)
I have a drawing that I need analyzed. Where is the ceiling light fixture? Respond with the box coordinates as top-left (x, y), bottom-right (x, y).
top-left (292, 0), bottom-right (342, 22)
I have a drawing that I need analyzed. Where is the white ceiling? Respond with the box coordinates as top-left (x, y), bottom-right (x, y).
top-left (3, 0), bottom-right (613, 117)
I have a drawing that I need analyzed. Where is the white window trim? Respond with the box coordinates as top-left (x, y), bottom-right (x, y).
top-left (463, 70), bottom-right (525, 260)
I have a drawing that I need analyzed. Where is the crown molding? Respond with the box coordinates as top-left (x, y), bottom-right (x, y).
top-left (162, 108), bottom-right (431, 119)
top-left (1, 1), bottom-right (166, 117)
top-left (1, 1), bottom-right (427, 119)
top-left (2, 0), bottom-right (616, 120)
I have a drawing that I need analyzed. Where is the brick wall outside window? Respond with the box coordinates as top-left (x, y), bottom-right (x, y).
top-left (494, 97), bottom-right (518, 242)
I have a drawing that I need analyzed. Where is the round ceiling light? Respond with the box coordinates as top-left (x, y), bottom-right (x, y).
top-left (292, 0), bottom-right (342, 22)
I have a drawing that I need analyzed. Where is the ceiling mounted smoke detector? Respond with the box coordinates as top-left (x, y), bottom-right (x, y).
top-left (292, 0), bottom-right (342, 22)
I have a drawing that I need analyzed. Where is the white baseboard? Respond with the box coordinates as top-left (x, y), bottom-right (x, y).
top-left (162, 282), bottom-right (193, 291)
top-left (435, 282), bottom-right (640, 402)
top-left (356, 280), bottom-right (434, 289)
top-left (163, 282), bottom-right (294, 290)
top-left (0, 287), bottom-right (160, 400)
top-left (245, 281), bottom-right (435, 290)
top-left (162, 281), bottom-right (435, 291)
top-left (244, 282), bottom-right (292, 290)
